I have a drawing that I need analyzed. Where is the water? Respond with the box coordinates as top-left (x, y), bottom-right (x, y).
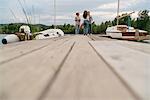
top-left (0, 34), bottom-right (7, 46)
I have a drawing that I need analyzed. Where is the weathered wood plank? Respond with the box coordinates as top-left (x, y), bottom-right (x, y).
top-left (115, 41), bottom-right (150, 54)
top-left (90, 41), bottom-right (150, 100)
top-left (1, 35), bottom-right (146, 100)
top-left (43, 36), bottom-right (135, 100)
top-left (0, 36), bottom-right (69, 65)
top-left (0, 37), bottom-right (74, 100)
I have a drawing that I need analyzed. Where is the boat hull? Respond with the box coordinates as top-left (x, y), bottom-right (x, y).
top-left (107, 32), bottom-right (149, 40)
top-left (106, 26), bottom-right (149, 40)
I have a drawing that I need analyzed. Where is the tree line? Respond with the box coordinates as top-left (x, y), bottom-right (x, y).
top-left (0, 23), bottom-right (50, 34)
top-left (91, 10), bottom-right (150, 34)
top-left (0, 10), bottom-right (149, 34)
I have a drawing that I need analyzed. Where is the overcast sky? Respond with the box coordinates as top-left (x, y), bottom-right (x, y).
top-left (0, 0), bottom-right (150, 25)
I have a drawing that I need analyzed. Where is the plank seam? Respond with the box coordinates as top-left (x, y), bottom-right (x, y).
top-left (37, 42), bottom-right (76, 100)
top-left (0, 44), bottom-right (49, 65)
top-left (88, 41), bottom-right (141, 100)
top-left (87, 35), bottom-right (95, 41)
top-left (0, 37), bottom-right (70, 65)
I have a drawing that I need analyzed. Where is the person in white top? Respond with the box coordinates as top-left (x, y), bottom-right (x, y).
top-left (75, 12), bottom-right (81, 34)
top-left (87, 11), bottom-right (93, 34)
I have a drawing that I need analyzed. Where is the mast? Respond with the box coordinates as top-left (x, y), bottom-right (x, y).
top-left (9, 8), bottom-right (18, 22)
top-left (32, 5), bottom-right (35, 24)
top-left (54, 0), bottom-right (56, 29)
top-left (18, 0), bottom-right (30, 24)
top-left (117, 0), bottom-right (120, 25)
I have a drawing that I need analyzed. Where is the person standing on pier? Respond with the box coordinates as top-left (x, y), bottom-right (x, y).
top-left (83, 10), bottom-right (89, 35)
top-left (75, 12), bottom-right (81, 34)
top-left (87, 11), bottom-right (93, 34)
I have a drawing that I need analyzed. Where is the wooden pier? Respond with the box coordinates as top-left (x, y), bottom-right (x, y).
top-left (0, 35), bottom-right (150, 100)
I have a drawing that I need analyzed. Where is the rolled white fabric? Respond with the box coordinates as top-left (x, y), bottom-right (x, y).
top-left (2, 34), bottom-right (19, 44)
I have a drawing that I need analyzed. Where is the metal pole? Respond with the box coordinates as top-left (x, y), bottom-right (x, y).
top-left (39, 14), bottom-right (40, 24)
top-left (32, 5), bottom-right (35, 24)
top-left (117, 0), bottom-right (120, 25)
top-left (18, 0), bottom-right (30, 24)
top-left (54, 0), bottom-right (56, 29)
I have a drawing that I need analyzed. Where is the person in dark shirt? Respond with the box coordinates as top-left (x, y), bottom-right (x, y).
top-left (83, 10), bottom-right (89, 35)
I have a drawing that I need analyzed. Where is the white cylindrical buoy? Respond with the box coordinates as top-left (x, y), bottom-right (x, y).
top-left (2, 34), bottom-right (20, 44)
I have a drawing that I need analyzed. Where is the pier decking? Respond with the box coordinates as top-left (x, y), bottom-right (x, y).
top-left (0, 35), bottom-right (150, 100)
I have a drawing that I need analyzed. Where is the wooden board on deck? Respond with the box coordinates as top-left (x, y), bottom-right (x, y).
top-left (0, 35), bottom-right (145, 100)
top-left (90, 40), bottom-right (150, 100)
